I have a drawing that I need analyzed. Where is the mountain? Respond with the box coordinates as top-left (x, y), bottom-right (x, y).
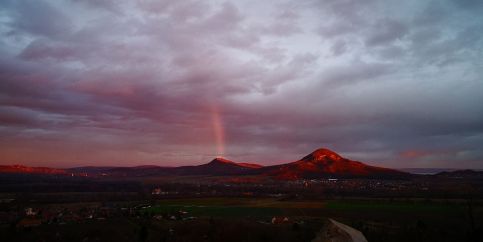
top-left (397, 168), bottom-right (458, 175)
top-left (66, 158), bottom-right (264, 177)
top-left (171, 158), bottom-right (263, 176)
top-left (0, 165), bottom-right (67, 174)
top-left (237, 163), bottom-right (264, 169)
top-left (0, 148), bottom-right (407, 179)
top-left (89, 166), bottom-right (173, 177)
top-left (67, 166), bottom-right (120, 174)
top-left (435, 169), bottom-right (483, 179)
top-left (258, 148), bottom-right (408, 180)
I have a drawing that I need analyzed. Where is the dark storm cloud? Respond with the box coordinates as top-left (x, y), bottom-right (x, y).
top-left (0, 0), bottom-right (482, 168)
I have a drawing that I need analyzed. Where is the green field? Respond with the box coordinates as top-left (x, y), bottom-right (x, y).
top-left (142, 197), bottom-right (474, 219)
top-left (325, 200), bottom-right (467, 212)
top-left (145, 205), bottom-right (282, 217)
top-left (143, 197), bottom-right (327, 218)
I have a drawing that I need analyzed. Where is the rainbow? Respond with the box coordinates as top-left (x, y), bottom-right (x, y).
top-left (210, 104), bottom-right (225, 157)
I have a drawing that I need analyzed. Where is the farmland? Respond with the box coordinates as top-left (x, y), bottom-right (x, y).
top-left (1, 175), bottom-right (482, 241)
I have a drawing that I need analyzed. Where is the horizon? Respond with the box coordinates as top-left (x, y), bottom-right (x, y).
top-left (1, 0), bottom-right (482, 169)
top-left (2, 147), bottom-right (482, 171)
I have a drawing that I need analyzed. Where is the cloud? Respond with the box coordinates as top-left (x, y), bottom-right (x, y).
top-left (330, 40), bottom-right (347, 56)
top-left (320, 61), bottom-right (394, 86)
top-left (413, 1), bottom-right (450, 26)
top-left (450, 0), bottom-right (483, 12)
top-left (1, 0), bottom-right (73, 38)
top-left (0, 0), bottom-right (482, 168)
top-left (365, 19), bottom-right (409, 47)
top-left (19, 39), bottom-right (78, 61)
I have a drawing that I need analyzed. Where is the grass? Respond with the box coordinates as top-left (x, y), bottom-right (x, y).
top-left (142, 197), bottom-right (327, 218)
top-left (141, 197), bottom-right (473, 219)
top-left (154, 197), bottom-right (326, 208)
top-left (144, 204), bottom-right (282, 217)
top-left (325, 200), bottom-right (467, 213)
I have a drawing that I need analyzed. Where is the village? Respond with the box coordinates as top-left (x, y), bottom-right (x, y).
top-left (1, 199), bottom-right (299, 230)
top-left (0, 174), bottom-right (481, 241)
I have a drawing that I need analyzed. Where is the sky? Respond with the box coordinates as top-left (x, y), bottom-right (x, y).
top-left (0, 0), bottom-right (482, 168)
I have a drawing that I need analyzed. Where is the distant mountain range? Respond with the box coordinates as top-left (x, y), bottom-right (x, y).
top-left (0, 165), bottom-right (67, 175)
top-left (434, 169), bottom-right (483, 179)
top-left (398, 168), bottom-right (454, 175)
top-left (1, 148), bottom-right (479, 180)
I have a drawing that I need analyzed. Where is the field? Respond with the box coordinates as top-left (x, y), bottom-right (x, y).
top-left (2, 175), bottom-right (482, 241)
top-left (138, 197), bottom-right (482, 242)
top-left (143, 197), bottom-right (327, 218)
top-left (143, 197), bottom-right (472, 216)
